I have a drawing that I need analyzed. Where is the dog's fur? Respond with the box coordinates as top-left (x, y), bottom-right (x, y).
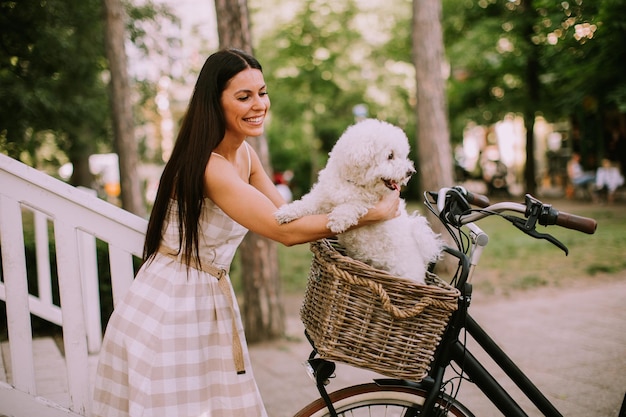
top-left (274, 118), bottom-right (443, 284)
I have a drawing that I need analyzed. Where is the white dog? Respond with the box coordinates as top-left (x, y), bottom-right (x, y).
top-left (274, 118), bottom-right (443, 284)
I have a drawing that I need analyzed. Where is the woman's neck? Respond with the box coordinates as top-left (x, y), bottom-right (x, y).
top-left (214, 135), bottom-right (246, 160)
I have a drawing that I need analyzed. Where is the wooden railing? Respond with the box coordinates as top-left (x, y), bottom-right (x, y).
top-left (0, 153), bottom-right (147, 417)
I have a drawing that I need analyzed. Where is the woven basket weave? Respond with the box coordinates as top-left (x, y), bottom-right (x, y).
top-left (301, 238), bottom-right (460, 382)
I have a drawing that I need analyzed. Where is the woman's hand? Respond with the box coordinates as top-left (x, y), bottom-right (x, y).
top-left (360, 189), bottom-right (401, 225)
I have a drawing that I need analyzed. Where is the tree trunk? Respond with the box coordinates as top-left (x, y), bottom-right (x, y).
top-left (412, 1), bottom-right (454, 201)
top-left (102, 0), bottom-right (145, 217)
top-left (238, 216), bottom-right (285, 342)
top-left (67, 129), bottom-right (95, 188)
top-left (524, 112), bottom-right (537, 195)
top-left (214, 0), bottom-right (285, 343)
top-left (214, 0), bottom-right (252, 49)
top-left (520, 0), bottom-right (540, 196)
top-left (412, 0), bottom-right (456, 272)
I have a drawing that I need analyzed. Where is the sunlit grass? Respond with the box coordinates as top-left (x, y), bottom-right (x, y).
top-left (278, 242), bottom-right (314, 293)
top-left (467, 203), bottom-right (626, 295)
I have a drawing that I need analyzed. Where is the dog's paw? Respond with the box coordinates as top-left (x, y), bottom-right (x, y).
top-left (274, 205), bottom-right (299, 224)
top-left (327, 204), bottom-right (369, 233)
top-left (327, 219), bottom-right (350, 234)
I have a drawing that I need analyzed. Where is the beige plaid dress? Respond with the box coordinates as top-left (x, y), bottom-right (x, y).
top-left (92, 198), bottom-right (268, 417)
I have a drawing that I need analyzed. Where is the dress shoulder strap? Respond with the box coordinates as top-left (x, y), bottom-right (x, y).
top-left (210, 143), bottom-right (251, 180)
top-left (244, 141), bottom-right (251, 180)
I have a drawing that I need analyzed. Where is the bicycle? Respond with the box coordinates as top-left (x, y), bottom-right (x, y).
top-left (292, 186), bottom-right (622, 417)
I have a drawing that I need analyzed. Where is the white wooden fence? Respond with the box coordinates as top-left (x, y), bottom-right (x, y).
top-left (0, 153), bottom-right (147, 417)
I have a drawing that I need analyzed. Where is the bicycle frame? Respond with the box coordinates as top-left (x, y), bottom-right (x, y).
top-left (414, 199), bottom-right (566, 417)
top-left (454, 315), bottom-right (562, 417)
top-left (369, 310), bottom-right (564, 417)
top-left (350, 245), bottom-right (563, 417)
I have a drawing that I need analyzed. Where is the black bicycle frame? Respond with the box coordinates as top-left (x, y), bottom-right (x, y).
top-left (418, 247), bottom-right (563, 417)
top-left (444, 314), bottom-right (563, 417)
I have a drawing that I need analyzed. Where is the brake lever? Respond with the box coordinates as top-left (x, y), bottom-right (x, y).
top-left (504, 215), bottom-right (569, 255)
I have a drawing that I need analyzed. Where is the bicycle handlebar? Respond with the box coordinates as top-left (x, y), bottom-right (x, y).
top-left (520, 194), bottom-right (597, 235)
top-left (551, 210), bottom-right (597, 234)
top-left (428, 187), bottom-right (598, 235)
top-left (464, 191), bottom-right (490, 208)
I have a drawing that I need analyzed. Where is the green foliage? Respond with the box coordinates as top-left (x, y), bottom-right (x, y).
top-left (0, 0), bottom-right (109, 170)
top-left (255, 0), bottom-right (364, 196)
top-left (126, 2), bottom-right (180, 54)
top-left (0, 0), bottom-right (177, 182)
top-left (255, 0), bottom-right (418, 197)
top-left (440, 0), bottom-right (626, 146)
top-left (252, 0), bottom-right (622, 196)
top-left (2, 0), bottom-right (625, 197)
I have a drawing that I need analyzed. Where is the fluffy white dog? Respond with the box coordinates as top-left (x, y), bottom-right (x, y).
top-left (274, 118), bottom-right (443, 284)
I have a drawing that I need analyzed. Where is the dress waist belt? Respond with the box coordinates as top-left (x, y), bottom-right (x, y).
top-left (157, 246), bottom-right (246, 375)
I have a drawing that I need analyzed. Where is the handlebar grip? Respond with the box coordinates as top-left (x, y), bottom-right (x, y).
top-left (555, 211), bottom-right (597, 234)
top-left (466, 191), bottom-right (490, 208)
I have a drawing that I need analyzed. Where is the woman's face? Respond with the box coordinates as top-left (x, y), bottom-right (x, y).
top-left (220, 68), bottom-right (270, 141)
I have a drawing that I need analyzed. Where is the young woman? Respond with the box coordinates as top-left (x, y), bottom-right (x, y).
top-left (92, 48), bottom-right (400, 417)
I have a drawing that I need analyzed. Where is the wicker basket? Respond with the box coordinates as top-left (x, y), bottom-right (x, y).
top-left (301, 238), bottom-right (460, 382)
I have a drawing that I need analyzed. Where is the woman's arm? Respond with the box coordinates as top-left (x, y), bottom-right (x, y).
top-left (247, 144), bottom-right (287, 208)
top-left (204, 154), bottom-right (399, 246)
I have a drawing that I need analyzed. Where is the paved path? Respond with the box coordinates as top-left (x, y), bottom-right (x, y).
top-left (250, 277), bottom-right (626, 417)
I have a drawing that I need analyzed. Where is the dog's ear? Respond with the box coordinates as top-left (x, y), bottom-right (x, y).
top-left (328, 145), bottom-right (371, 182)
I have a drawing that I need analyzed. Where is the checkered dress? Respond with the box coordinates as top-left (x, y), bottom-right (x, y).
top-left (92, 199), bottom-right (268, 417)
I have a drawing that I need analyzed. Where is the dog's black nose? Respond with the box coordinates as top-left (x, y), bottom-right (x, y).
top-left (407, 168), bottom-right (416, 177)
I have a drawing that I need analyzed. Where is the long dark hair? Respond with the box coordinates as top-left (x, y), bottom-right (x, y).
top-left (143, 48), bottom-right (263, 266)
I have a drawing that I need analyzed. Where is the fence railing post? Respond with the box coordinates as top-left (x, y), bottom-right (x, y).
top-left (34, 210), bottom-right (53, 305)
top-left (77, 187), bottom-right (103, 353)
top-left (0, 196), bottom-right (36, 394)
top-left (78, 229), bottom-right (103, 353)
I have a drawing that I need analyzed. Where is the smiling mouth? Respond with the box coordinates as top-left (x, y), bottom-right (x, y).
top-left (383, 178), bottom-right (399, 191)
top-left (244, 116), bottom-right (264, 124)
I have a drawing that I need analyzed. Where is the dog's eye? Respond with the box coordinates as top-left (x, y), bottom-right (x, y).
top-left (388, 152), bottom-right (394, 160)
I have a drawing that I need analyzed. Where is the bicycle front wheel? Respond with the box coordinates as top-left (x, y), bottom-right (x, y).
top-left (294, 383), bottom-right (475, 417)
